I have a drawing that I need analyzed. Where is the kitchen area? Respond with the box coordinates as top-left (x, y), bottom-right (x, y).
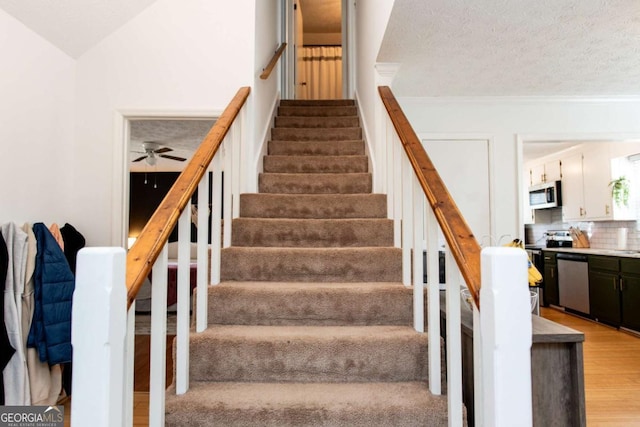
top-left (523, 139), bottom-right (640, 333)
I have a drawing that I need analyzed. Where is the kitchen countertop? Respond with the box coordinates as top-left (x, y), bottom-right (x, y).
top-left (541, 247), bottom-right (640, 259)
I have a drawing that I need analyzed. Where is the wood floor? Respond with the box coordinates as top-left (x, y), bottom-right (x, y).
top-left (541, 307), bottom-right (640, 426)
top-left (62, 309), bottom-right (640, 426)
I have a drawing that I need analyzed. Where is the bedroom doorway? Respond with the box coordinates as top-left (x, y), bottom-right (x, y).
top-left (283, 0), bottom-right (353, 99)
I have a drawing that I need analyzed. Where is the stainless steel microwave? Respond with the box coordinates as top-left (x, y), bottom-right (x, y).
top-left (529, 180), bottom-right (562, 209)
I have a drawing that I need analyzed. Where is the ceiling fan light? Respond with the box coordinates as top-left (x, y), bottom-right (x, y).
top-left (146, 153), bottom-right (157, 166)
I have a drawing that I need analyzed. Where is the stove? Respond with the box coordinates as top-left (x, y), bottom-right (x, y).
top-left (545, 230), bottom-right (573, 248)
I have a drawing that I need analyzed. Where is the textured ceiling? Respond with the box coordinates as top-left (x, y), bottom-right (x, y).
top-left (0, 0), bottom-right (158, 57)
top-left (299, 0), bottom-right (341, 33)
top-left (129, 119), bottom-right (216, 171)
top-left (379, 0), bottom-right (640, 97)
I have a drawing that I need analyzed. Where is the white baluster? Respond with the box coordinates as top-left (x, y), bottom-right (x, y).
top-left (445, 248), bottom-right (463, 427)
top-left (124, 303), bottom-right (136, 427)
top-left (197, 174), bottom-right (209, 332)
top-left (401, 154), bottom-right (413, 287)
top-left (392, 131), bottom-right (402, 247)
top-left (149, 244), bottom-right (168, 425)
top-left (426, 209), bottom-right (441, 395)
top-left (176, 203), bottom-right (191, 395)
top-left (223, 137), bottom-right (233, 248)
top-left (211, 154), bottom-right (223, 284)
top-left (412, 176), bottom-right (424, 332)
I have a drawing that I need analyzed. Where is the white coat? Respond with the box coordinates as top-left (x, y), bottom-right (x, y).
top-left (1, 222), bottom-right (30, 405)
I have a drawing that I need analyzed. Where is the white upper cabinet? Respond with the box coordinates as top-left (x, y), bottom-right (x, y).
top-left (527, 159), bottom-right (562, 186)
top-left (561, 152), bottom-right (585, 221)
top-left (560, 143), bottom-right (637, 222)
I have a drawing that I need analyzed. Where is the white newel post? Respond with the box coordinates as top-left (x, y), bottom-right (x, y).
top-left (72, 247), bottom-right (127, 427)
top-left (480, 247), bottom-right (533, 427)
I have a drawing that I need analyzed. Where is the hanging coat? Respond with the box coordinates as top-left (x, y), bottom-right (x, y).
top-left (21, 223), bottom-right (57, 405)
top-left (0, 232), bottom-right (16, 405)
top-left (1, 223), bottom-right (30, 405)
top-left (27, 223), bottom-right (75, 365)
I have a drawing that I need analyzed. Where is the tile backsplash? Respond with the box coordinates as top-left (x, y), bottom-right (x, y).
top-left (525, 207), bottom-right (640, 250)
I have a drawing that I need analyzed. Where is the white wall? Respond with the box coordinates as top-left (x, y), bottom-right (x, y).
top-left (0, 9), bottom-right (76, 226)
top-left (399, 97), bottom-right (640, 243)
top-left (354, 0), bottom-right (394, 142)
top-left (73, 0), bottom-right (257, 245)
top-left (251, 0), bottom-right (280, 190)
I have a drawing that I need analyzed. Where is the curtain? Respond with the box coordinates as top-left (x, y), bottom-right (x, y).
top-left (299, 46), bottom-right (342, 100)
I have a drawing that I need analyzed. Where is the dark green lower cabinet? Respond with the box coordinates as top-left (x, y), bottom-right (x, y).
top-left (543, 264), bottom-right (558, 306)
top-left (543, 252), bottom-right (558, 307)
top-left (621, 274), bottom-right (640, 331)
top-left (588, 270), bottom-right (621, 326)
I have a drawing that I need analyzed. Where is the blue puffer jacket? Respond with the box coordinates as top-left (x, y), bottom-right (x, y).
top-left (27, 223), bottom-right (75, 365)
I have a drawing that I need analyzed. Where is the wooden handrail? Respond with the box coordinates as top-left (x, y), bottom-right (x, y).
top-left (125, 87), bottom-right (251, 309)
top-left (260, 43), bottom-right (287, 80)
top-left (378, 86), bottom-right (482, 308)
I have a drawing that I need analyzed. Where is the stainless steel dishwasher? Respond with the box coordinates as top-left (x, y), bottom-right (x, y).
top-left (557, 253), bottom-right (590, 314)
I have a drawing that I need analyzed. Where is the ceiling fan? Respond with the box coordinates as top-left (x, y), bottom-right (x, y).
top-left (132, 141), bottom-right (187, 165)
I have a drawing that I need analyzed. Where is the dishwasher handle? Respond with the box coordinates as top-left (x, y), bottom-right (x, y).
top-left (556, 253), bottom-right (588, 262)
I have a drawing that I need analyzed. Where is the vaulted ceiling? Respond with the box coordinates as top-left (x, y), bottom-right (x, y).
top-left (0, 0), bottom-right (158, 58)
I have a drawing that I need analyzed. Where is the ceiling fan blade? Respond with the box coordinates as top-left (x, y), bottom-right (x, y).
top-left (155, 147), bottom-right (173, 154)
top-left (132, 155), bottom-right (148, 162)
top-left (160, 154), bottom-right (187, 162)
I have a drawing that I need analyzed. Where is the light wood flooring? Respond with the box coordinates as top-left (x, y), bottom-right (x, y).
top-left (541, 307), bottom-right (640, 426)
top-left (62, 309), bottom-right (640, 426)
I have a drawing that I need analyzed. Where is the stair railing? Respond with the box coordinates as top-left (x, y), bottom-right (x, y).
top-left (260, 42), bottom-right (287, 80)
top-left (71, 87), bottom-right (251, 427)
top-left (378, 86), bottom-right (533, 427)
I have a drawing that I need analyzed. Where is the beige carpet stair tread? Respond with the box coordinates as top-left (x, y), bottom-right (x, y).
top-left (263, 155), bottom-right (368, 173)
top-left (165, 381), bottom-right (449, 427)
top-left (277, 105), bottom-right (358, 116)
top-left (204, 281), bottom-right (412, 326)
top-left (220, 246), bottom-right (402, 282)
top-left (279, 99), bottom-right (355, 106)
top-left (275, 116), bottom-right (359, 128)
top-left (259, 172), bottom-right (372, 194)
top-left (188, 325), bottom-right (428, 383)
top-left (268, 139), bottom-right (365, 155)
top-left (239, 193), bottom-right (387, 218)
top-left (231, 218), bottom-right (393, 247)
top-left (271, 127), bottom-right (362, 141)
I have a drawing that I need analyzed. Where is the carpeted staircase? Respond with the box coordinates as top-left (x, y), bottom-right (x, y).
top-left (165, 99), bottom-right (449, 426)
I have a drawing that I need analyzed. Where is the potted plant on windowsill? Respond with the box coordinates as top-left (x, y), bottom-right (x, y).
top-left (609, 176), bottom-right (630, 207)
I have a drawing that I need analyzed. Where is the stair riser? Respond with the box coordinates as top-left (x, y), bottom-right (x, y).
top-left (239, 194), bottom-right (388, 219)
top-left (165, 382), bottom-right (450, 427)
top-left (278, 105), bottom-right (358, 117)
top-left (220, 248), bottom-right (402, 282)
top-left (231, 218), bottom-right (393, 247)
top-left (268, 140), bottom-right (364, 156)
top-left (221, 247), bottom-right (402, 282)
top-left (275, 116), bottom-right (359, 128)
top-left (259, 173), bottom-right (372, 194)
top-left (263, 156), bottom-right (368, 173)
top-left (272, 127), bottom-right (362, 141)
top-left (280, 99), bottom-right (355, 107)
top-left (189, 330), bottom-right (428, 383)
top-left (207, 283), bottom-right (412, 326)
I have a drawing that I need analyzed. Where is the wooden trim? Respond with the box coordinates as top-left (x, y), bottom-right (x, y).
top-left (260, 43), bottom-right (287, 80)
top-left (378, 86), bottom-right (482, 308)
top-left (125, 87), bottom-right (251, 309)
